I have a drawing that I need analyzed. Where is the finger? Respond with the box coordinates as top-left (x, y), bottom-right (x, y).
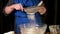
top-left (19, 4), bottom-right (24, 11)
top-left (20, 6), bottom-right (24, 11)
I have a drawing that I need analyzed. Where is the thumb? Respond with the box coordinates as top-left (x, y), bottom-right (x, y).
top-left (37, 1), bottom-right (43, 6)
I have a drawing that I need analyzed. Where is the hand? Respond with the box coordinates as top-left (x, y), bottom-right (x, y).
top-left (37, 7), bottom-right (46, 15)
top-left (5, 3), bottom-right (24, 14)
top-left (37, 1), bottom-right (46, 15)
top-left (13, 4), bottom-right (24, 11)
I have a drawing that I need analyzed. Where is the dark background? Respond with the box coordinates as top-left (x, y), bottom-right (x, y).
top-left (0, 0), bottom-right (58, 34)
top-left (0, 0), bottom-right (3, 34)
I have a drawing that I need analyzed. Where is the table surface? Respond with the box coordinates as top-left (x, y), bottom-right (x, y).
top-left (45, 32), bottom-right (50, 34)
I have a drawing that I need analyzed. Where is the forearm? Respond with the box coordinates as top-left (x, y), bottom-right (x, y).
top-left (3, 0), bottom-right (14, 15)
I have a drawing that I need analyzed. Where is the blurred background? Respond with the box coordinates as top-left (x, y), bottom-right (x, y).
top-left (0, 0), bottom-right (58, 34)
